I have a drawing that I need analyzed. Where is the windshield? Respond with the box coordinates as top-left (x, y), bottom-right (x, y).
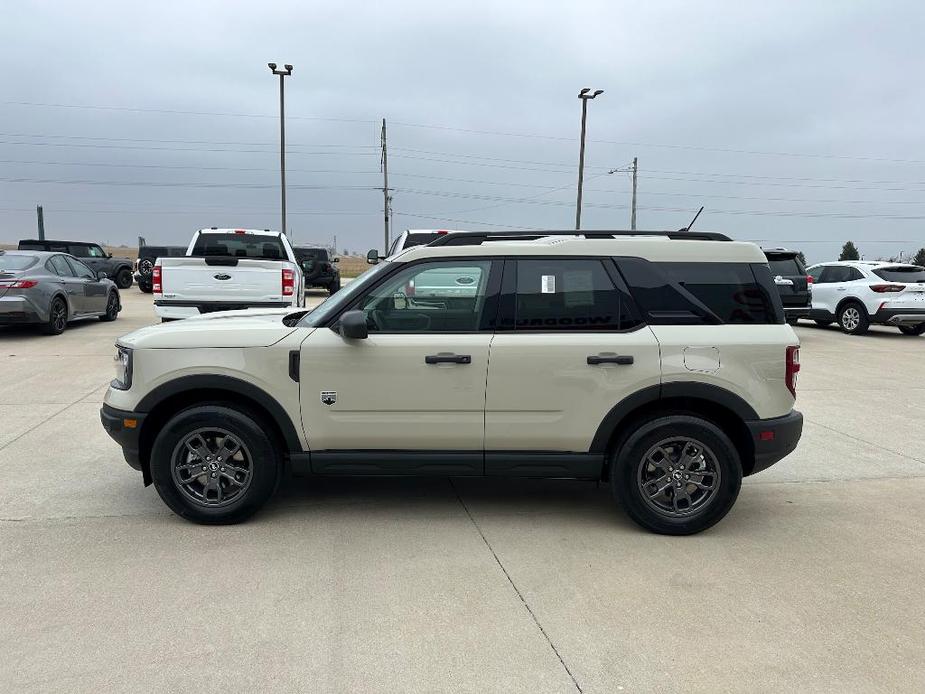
top-left (0, 254), bottom-right (38, 271)
top-left (299, 262), bottom-right (392, 327)
top-left (766, 256), bottom-right (802, 276)
top-left (191, 233), bottom-right (287, 260)
top-left (872, 266), bottom-right (925, 282)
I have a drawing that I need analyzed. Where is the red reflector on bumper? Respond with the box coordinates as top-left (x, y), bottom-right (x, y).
top-left (759, 430), bottom-right (775, 441)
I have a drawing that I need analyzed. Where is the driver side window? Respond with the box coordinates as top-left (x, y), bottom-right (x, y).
top-left (65, 256), bottom-right (96, 279)
top-left (357, 260), bottom-right (494, 333)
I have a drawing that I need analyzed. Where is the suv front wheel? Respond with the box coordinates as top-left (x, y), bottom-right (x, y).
top-left (150, 404), bottom-right (280, 524)
top-left (611, 416), bottom-right (743, 535)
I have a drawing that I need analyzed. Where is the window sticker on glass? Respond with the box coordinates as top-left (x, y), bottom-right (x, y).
top-left (563, 270), bottom-right (594, 307)
top-left (541, 274), bottom-right (556, 293)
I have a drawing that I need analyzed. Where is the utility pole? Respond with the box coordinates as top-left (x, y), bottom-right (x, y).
top-left (575, 88), bottom-right (604, 230)
top-left (268, 63), bottom-right (293, 235)
top-left (381, 118), bottom-right (392, 254)
top-left (36, 205), bottom-right (45, 240)
top-left (630, 157), bottom-right (638, 231)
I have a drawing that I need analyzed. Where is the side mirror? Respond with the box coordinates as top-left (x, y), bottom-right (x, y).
top-left (338, 310), bottom-right (368, 339)
top-left (366, 249), bottom-right (379, 265)
top-left (96, 271), bottom-right (108, 280)
top-left (106, 252), bottom-right (113, 259)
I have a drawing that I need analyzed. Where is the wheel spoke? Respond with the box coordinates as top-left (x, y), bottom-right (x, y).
top-left (184, 435), bottom-right (212, 462)
top-left (215, 436), bottom-right (241, 463)
top-left (220, 470), bottom-right (247, 486)
top-left (644, 477), bottom-right (672, 499)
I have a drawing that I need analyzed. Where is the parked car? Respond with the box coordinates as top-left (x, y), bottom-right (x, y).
top-left (762, 247), bottom-right (811, 324)
top-left (293, 246), bottom-right (340, 294)
top-left (135, 245), bottom-right (186, 293)
top-left (152, 228), bottom-right (305, 321)
top-left (101, 229), bottom-right (802, 535)
top-left (18, 239), bottom-right (134, 289)
top-left (0, 250), bottom-right (120, 334)
top-left (806, 261), bottom-right (925, 335)
top-left (385, 229), bottom-right (465, 257)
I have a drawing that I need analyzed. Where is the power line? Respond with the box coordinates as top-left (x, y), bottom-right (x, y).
top-left (0, 176), bottom-right (380, 190)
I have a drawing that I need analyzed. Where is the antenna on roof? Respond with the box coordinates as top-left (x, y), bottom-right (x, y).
top-left (679, 206), bottom-right (704, 232)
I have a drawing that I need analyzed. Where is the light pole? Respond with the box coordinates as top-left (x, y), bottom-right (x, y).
top-left (268, 63), bottom-right (293, 235)
top-left (575, 87), bottom-right (603, 230)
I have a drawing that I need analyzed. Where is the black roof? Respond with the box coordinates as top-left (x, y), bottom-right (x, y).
top-left (19, 239), bottom-right (99, 246)
top-left (426, 229), bottom-right (731, 247)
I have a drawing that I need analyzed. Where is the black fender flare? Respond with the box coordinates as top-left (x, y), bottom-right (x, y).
top-left (835, 296), bottom-right (869, 318)
top-left (589, 382), bottom-right (759, 454)
top-left (135, 374), bottom-right (302, 452)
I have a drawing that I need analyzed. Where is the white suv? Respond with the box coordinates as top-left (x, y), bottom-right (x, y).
top-left (806, 261), bottom-right (925, 335)
top-left (101, 230), bottom-right (803, 535)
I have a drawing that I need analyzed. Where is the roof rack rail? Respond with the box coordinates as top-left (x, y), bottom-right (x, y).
top-left (426, 229), bottom-right (731, 247)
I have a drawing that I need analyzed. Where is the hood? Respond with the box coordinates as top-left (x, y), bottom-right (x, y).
top-left (119, 308), bottom-right (309, 349)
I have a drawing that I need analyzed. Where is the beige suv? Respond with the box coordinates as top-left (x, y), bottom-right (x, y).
top-left (101, 231), bottom-right (803, 535)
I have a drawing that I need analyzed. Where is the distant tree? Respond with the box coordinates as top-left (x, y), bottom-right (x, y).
top-left (913, 247), bottom-right (925, 267)
top-left (796, 251), bottom-right (807, 266)
top-left (839, 241), bottom-right (860, 261)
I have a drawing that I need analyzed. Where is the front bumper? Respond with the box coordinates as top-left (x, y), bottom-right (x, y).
top-left (871, 306), bottom-right (925, 326)
top-left (745, 410), bottom-right (803, 475)
top-left (100, 404), bottom-right (147, 475)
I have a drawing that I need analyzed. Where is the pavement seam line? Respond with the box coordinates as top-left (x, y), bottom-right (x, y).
top-left (449, 479), bottom-right (583, 694)
top-left (805, 417), bottom-right (925, 467)
top-left (0, 382), bottom-right (109, 454)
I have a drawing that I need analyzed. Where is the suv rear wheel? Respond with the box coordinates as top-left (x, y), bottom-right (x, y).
top-left (611, 415), bottom-right (743, 535)
top-left (837, 301), bottom-right (870, 335)
top-left (150, 405), bottom-right (280, 524)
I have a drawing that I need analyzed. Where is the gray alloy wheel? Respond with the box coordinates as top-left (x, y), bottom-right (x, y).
top-left (838, 302), bottom-right (869, 335)
top-left (41, 297), bottom-right (68, 335)
top-left (100, 292), bottom-right (119, 322)
top-left (170, 427), bottom-right (254, 508)
top-left (636, 437), bottom-right (722, 519)
top-left (115, 268), bottom-right (133, 289)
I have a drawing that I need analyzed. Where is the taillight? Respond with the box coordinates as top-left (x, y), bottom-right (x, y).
top-left (786, 345), bottom-right (800, 399)
top-left (152, 265), bottom-right (162, 294)
top-left (0, 279), bottom-right (38, 289)
top-left (282, 268), bottom-right (295, 296)
top-left (869, 284), bottom-right (904, 293)
top-left (806, 275), bottom-right (813, 284)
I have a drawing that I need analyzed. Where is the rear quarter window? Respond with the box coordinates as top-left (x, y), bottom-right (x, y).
top-left (872, 266), bottom-right (925, 282)
top-left (616, 258), bottom-right (783, 325)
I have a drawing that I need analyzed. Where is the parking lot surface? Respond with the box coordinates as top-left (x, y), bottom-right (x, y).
top-left (2, 289), bottom-right (924, 693)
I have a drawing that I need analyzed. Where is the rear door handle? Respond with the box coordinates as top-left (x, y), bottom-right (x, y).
top-left (425, 353), bottom-right (471, 365)
top-left (587, 354), bottom-right (634, 365)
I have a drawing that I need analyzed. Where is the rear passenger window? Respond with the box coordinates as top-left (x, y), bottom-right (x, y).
top-left (616, 258), bottom-right (783, 325)
top-left (512, 259), bottom-right (642, 331)
top-left (48, 255), bottom-right (75, 277)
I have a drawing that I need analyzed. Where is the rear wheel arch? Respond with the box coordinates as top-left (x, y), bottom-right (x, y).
top-left (835, 296), bottom-right (868, 317)
top-left (136, 376), bottom-right (301, 484)
top-left (593, 385), bottom-right (756, 478)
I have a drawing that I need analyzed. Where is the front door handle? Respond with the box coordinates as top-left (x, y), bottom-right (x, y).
top-left (425, 353), bottom-right (472, 365)
top-left (587, 354), bottom-right (634, 365)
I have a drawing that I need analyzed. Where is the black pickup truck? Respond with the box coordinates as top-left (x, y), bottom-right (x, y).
top-left (18, 239), bottom-right (134, 288)
top-left (134, 244), bottom-right (186, 293)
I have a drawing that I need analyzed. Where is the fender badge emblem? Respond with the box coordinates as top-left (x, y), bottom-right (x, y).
top-left (320, 391), bottom-right (337, 406)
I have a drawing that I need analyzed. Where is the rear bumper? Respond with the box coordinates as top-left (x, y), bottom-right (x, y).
top-left (745, 410), bottom-right (803, 475)
top-left (154, 300), bottom-right (293, 319)
top-left (783, 306), bottom-right (810, 319)
top-left (872, 307), bottom-right (925, 326)
top-left (100, 404), bottom-right (147, 474)
top-left (305, 272), bottom-right (337, 287)
top-left (0, 296), bottom-right (43, 324)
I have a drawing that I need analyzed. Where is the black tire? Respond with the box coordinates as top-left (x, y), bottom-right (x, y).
top-left (150, 405), bottom-right (281, 524)
top-left (899, 324), bottom-right (925, 336)
top-left (328, 277), bottom-right (341, 294)
top-left (115, 267), bottom-right (133, 289)
top-left (837, 301), bottom-right (870, 335)
top-left (814, 319), bottom-right (833, 327)
top-left (99, 291), bottom-right (120, 322)
top-left (138, 282), bottom-right (153, 294)
top-left (40, 296), bottom-right (68, 335)
top-left (610, 415), bottom-right (743, 535)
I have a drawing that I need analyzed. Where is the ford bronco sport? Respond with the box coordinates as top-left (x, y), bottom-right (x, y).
top-left (101, 230), bottom-right (802, 535)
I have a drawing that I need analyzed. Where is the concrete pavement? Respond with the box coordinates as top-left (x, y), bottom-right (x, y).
top-left (1, 289), bottom-right (924, 693)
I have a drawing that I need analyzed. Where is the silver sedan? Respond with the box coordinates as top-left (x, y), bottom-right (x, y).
top-left (0, 250), bottom-right (121, 335)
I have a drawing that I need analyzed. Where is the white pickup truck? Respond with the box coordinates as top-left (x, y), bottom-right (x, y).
top-left (153, 228), bottom-right (305, 321)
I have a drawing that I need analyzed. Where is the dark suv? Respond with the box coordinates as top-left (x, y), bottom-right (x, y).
top-left (293, 246), bottom-right (340, 294)
top-left (134, 245), bottom-right (186, 293)
top-left (763, 248), bottom-right (811, 324)
top-left (18, 240), bottom-right (134, 289)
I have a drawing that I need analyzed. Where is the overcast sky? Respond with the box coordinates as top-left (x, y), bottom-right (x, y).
top-left (2, 0), bottom-right (924, 262)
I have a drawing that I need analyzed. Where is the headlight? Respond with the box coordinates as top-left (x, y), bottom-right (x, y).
top-left (112, 345), bottom-right (133, 390)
